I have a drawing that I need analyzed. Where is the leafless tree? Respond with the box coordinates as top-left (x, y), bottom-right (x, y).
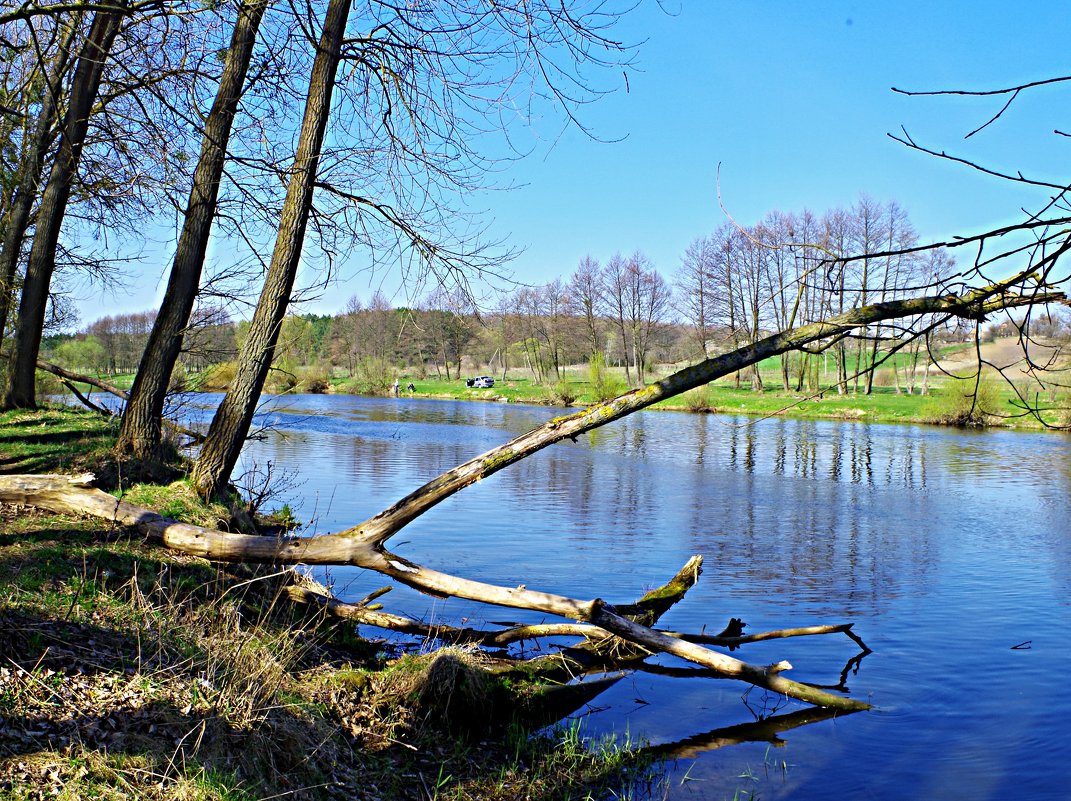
top-left (188, 0), bottom-right (639, 499)
top-left (569, 254), bottom-right (604, 359)
top-left (4, 0), bottom-right (129, 409)
top-left (116, 0), bottom-right (270, 459)
top-left (674, 236), bottom-right (719, 360)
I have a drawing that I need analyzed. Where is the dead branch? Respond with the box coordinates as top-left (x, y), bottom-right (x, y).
top-left (0, 475), bottom-right (868, 709)
top-left (36, 359), bottom-right (130, 400)
top-left (31, 359), bottom-right (206, 444)
top-left (61, 381), bottom-right (112, 416)
top-left (2, 282), bottom-right (1063, 709)
top-left (289, 581), bottom-right (869, 653)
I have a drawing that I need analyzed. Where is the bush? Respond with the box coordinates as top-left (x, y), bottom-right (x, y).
top-left (552, 380), bottom-right (577, 406)
top-left (265, 360), bottom-right (300, 394)
top-left (683, 386), bottom-right (711, 412)
top-left (296, 363), bottom-right (332, 394)
top-left (198, 361), bottom-right (237, 391)
top-left (35, 369), bottom-right (64, 398)
top-left (588, 352), bottom-right (626, 402)
top-left (928, 376), bottom-right (1002, 426)
top-left (350, 357), bottom-right (395, 395)
top-left (870, 368), bottom-right (896, 388)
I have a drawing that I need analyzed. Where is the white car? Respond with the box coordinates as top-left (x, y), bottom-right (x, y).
top-left (467, 376), bottom-right (495, 388)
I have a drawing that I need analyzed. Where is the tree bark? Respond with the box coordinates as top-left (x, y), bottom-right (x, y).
top-left (117, 0), bottom-right (268, 459)
top-left (190, 0), bottom-right (350, 499)
top-left (3, 1), bottom-right (127, 409)
top-left (0, 14), bottom-right (80, 345)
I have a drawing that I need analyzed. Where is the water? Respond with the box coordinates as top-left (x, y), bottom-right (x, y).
top-left (192, 392), bottom-right (1071, 800)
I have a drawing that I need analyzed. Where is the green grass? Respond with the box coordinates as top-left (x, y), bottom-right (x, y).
top-left (0, 406), bottom-right (118, 474)
top-left (372, 367), bottom-right (1067, 430)
top-left (0, 433), bottom-right (666, 801)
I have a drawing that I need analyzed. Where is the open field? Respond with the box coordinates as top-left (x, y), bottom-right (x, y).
top-left (48, 337), bottom-right (1071, 431)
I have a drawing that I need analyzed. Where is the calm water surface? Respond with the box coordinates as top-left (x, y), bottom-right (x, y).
top-left (190, 393), bottom-right (1070, 800)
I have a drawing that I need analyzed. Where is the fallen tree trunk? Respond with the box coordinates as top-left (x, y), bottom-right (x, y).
top-left (6, 280), bottom-right (1060, 713)
top-left (30, 360), bottom-right (205, 444)
top-left (0, 474), bottom-right (869, 710)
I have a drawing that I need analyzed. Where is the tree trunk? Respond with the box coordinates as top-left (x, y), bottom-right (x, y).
top-left (117, 0), bottom-right (268, 459)
top-left (3, 2), bottom-right (127, 409)
top-left (0, 474), bottom-right (871, 711)
top-left (190, 0), bottom-right (351, 500)
top-left (0, 15), bottom-right (80, 345)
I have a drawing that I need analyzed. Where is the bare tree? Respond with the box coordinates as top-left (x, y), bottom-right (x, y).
top-left (190, 0), bottom-right (351, 501)
top-left (3, 0), bottom-right (128, 409)
top-left (188, 0), bottom-right (638, 499)
top-left (675, 235), bottom-right (719, 360)
top-left (0, 11), bottom-right (81, 346)
top-left (116, 0), bottom-right (269, 459)
top-left (569, 255), bottom-right (604, 359)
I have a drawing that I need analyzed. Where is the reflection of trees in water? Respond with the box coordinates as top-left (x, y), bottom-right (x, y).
top-left (683, 419), bottom-right (938, 613)
top-left (242, 402), bottom-right (1068, 620)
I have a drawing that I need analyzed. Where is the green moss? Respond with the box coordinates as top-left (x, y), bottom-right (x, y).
top-left (481, 447), bottom-right (516, 473)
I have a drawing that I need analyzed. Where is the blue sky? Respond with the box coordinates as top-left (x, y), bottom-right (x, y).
top-left (79, 1), bottom-right (1070, 321)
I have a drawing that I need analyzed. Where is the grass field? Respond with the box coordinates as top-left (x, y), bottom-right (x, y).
top-left (45, 338), bottom-right (1071, 431)
top-left (382, 354), bottom-right (1069, 430)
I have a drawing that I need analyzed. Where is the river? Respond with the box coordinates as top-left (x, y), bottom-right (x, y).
top-left (186, 392), bottom-right (1071, 800)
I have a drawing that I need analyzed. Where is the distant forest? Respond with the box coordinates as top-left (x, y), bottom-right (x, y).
top-left (47, 199), bottom-right (1071, 395)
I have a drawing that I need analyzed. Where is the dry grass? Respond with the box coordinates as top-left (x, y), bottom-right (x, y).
top-left (0, 507), bottom-right (660, 801)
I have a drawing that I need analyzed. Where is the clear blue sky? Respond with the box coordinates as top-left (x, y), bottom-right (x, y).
top-left (78, 1), bottom-right (1070, 322)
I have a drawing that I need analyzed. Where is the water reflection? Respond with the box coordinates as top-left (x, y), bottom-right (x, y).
top-left (205, 394), bottom-right (1071, 801)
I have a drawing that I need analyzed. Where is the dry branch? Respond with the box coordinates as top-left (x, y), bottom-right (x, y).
top-left (0, 475), bottom-right (868, 709)
top-left (2, 281), bottom-right (1062, 711)
top-left (36, 359), bottom-right (130, 400)
top-left (28, 359), bottom-right (205, 444)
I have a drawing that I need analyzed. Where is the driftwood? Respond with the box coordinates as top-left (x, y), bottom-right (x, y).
top-left (0, 474), bottom-right (870, 710)
top-left (5, 279), bottom-right (1064, 712)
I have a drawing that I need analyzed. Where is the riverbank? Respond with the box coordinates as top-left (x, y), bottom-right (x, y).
top-left (56, 335), bottom-right (1070, 431)
top-left (0, 408), bottom-right (660, 801)
top-left (321, 374), bottom-right (1066, 431)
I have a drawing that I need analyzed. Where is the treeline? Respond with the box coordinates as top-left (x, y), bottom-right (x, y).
top-left (52, 196), bottom-right (1069, 399)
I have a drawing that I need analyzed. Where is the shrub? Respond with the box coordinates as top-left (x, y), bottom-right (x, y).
top-left (552, 380), bottom-right (577, 406)
top-left (351, 357), bottom-right (395, 395)
top-left (588, 352), bottom-right (626, 402)
top-left (870, 368), bottom-right (896, 388)
top-left (298, 363), bottom-right (332, 394)
top-left (199, 361), bottom-right (238, 391)
top-left (928, 376), bottom-right (1002, 426)
top-left (683, 386), bottom-right (711, 412)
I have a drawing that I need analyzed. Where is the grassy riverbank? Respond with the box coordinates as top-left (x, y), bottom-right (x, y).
top-left (53, 337), bottom-right (1071, 431)
top-left (0, 408), bottom-right (661, 801)
top-left (328, 370), bottom-right (1068, 430)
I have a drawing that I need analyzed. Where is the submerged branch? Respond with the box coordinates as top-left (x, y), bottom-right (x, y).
top-left (0, 475), bottom-right (869, 709)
